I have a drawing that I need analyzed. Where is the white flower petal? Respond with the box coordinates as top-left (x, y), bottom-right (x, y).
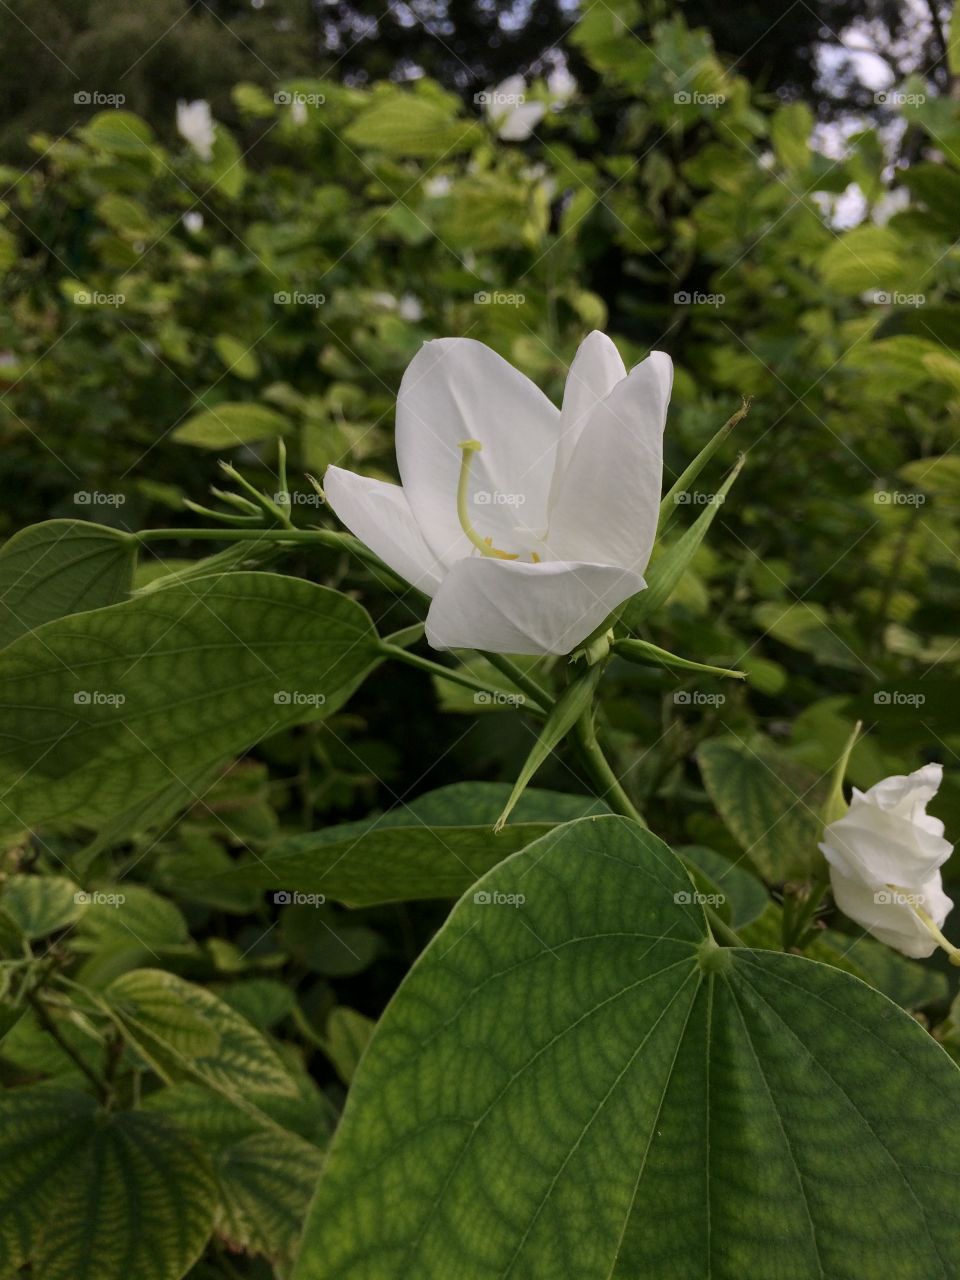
top-left (555, 331), bottom-right (626, 482)
top-left (323, 466), bottom-right (444, 597)
top-left (546, 351), bottom-right (672, 572)
top-left (497, 101), bottom-right (546, 141)
top-left (424, 558), bottom-right (644, 656)
top-left (828, 865), bottom-right (952, 959)
top-left (821, 764), bottom-right (952, 890)
top-left (396, 338), bottom-right (560, 567)
top-left (865, 763), bottom-right (944, 833)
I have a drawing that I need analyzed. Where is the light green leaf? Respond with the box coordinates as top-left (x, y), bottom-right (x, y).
top-left (0, 520), bottom-right (135, 648)
top-left (106, 969), bottom-right (299, 1098)
top-left (753, 599), bottom-right (862, 670)
top-left (95, 193), bottom-right (154, 237)
top-left (213, 334), bottom-right (260, 380)
top-left (819, 224), bottom-right (927, 294)
top-left (81, 111), bottom-right (155, 156)
top-left (173, 402), bottom-right (289, 448)
top-left (697, 735), bottom-right (826, 880)
top-left (323, 1007), bottom-right (375, 1084)
top-left (294, 817), bottom-right (960, 1280)
top-left (346, 93), bottom-right (480, 157)
top-left (1, 874), bottom-right (83, 938)
top-left (216, 1131), bottom-right (323, 1266)
top-left (0, 1086), bottom-right (216, 1280)
top-left (0, 573), bottom-right (380, 834)
top-left (770, 102), bottom-right (813, 172)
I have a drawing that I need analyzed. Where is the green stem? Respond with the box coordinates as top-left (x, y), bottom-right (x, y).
top-left (706, 907), bottom-right (746, 948)
top-left (479, 652), bottom-right (553, 712)
top-left (381, 644), bottom-right (545, 716)
top-left (572, 709), bottom-right (647, 826)
top-left (135, 525), bottom-right (413, 591)
top-left (27, 991), bottom-right (108, 1101)
top-left (787, 875), bottom-right (831, 950)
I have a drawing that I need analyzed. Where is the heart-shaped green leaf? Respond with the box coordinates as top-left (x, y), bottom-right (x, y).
top-left (0, 1086), bottom-right (216, 1280)
top-left (294, 816), bottom-right (960, 1279)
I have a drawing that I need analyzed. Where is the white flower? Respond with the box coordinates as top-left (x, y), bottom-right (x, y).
top-left (547, 65), bottom-right (577, 106)
top-left (176, 99), bottom-right (216, 162)
top-left (291, 98), bottom-right (308, 127)
top-left (182, 211), bottom-right (204, 235)
top-left (484, 75), bottom-right (546, 142)
top-left (398, 293), bottom-right (424, 322)
top-left (820, 763), bottom-right (954, 958)
top-left (324, 332), bottom-right (672, 655)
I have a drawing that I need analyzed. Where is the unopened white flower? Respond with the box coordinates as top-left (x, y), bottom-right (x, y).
top-left (177, 99), bottom-right (216, 161)
top-left (324, 332), bottom-right (672, 655)
top-left (182, 211), bottom-right (204, 235)
top-left (484, 75), bottom-right (546, 142)
top-left (820, 763), bottom-right (954, 959)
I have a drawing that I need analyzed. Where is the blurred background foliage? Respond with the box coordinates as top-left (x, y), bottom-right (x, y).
top-left (1, 1), bottom-right (960, 1276)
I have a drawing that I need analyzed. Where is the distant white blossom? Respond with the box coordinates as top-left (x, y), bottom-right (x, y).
top-left (177, 99), bottom-right (216, 161)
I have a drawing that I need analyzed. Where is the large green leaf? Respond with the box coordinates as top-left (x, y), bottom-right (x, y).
top-left (0, 572), bottom-right (380, 834)
top-left (697, 734), bottom-right (826, 880)
top-left (0, 1085), bottom-right (216, 1280)
top-left (295, 817), bottom-right (960, 1279)
top-left (0, 520), bottom-right (135, 648)
top-left (191, 784), bottom-right (607, 906)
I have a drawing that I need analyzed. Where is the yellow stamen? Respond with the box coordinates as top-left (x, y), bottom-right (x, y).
top-left (457, 439), bottom-right (519, 560)
top-left (531, 551), bottom-right (541, 563)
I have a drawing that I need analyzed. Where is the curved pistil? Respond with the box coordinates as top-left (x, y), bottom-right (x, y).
top-left (457, 439), bottom-right (519, 560)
